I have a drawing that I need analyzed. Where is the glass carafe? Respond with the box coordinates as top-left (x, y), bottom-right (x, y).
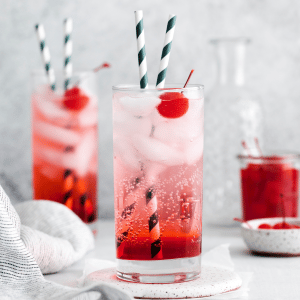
top-left (203, 38), bottom-right (264, 226)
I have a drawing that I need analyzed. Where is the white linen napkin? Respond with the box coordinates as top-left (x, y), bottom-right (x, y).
top-left (201, 244), bottom-right (253, 299)
top-left (0, 184), bottom-right (133, 300)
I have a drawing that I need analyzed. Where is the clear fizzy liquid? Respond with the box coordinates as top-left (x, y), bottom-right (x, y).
top-left (113, 89), bottom-right (204, 262)
top-left (32, 84), bottom-right (98, 223)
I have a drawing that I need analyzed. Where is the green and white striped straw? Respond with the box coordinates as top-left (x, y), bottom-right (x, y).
top-left (156, 14), bottom-right (177, 88)
top-left (35, 24), bottom-right (56, 91)
top-left (64, 18), bottom-right (73, 90)
top-left (135, 10), bottom-right (148, 89)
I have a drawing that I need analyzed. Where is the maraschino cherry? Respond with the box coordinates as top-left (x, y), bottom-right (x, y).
top-left (156, 70), bottom-right (194, 119)
top-left (63, 86), bottom-right (89, 111)
top-left (258, 194), bottom-right (300, 229)
top-left (272, 194), bottom-right (300, 229)
top-left (157, 92), bottom-right (189, 118)
top-left (258, 223), bottom-right (272, 229)
top-left (63, 62), bottom-right (110, 111)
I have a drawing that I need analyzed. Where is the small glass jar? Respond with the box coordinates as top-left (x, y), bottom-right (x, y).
top-left (238, 154), bottom-right (300, 221)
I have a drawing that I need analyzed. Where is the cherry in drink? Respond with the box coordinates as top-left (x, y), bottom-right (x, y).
top-left (113, 85), bottom-right (204, 283)
top-left (32, 71), bottom-right (98, 223)
top-left (238, 154), bottom-right (300, 221)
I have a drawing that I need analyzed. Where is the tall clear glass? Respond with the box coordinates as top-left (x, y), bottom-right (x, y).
top-left (112, 84), bottom-right (204, 283)
top-left (31, 70), bottom-right (98, 223)
top-left (204, 38), bottom-right (264, 226)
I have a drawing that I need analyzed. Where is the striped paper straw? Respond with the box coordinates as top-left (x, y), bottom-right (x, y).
top-left (156, 14), bottom-right (177, 88)
top-left (116, 172), bottom-right (145, 257)
top-left (63, 169), bottom-right (74, 209)
top-left (35, 24), bottom-right (56, 91)
top-left (146, 186), bottom-right (162, 259)
top-left (134, 10), bottom-right (148, 89)
top-left (116, 180), bottom-right (141, 251)
top-left (64, 18), bottom-right (73, 90)
top-left (116, 174), bottom-right (163, 259)
top-left (76, 178), bottom-right (95, 222)
top-left (116, 202), bottom-right (136, 256)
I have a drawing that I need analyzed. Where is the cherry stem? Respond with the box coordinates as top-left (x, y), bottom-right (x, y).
top-left (254, 137), bottom-right (263, 156)
top-left (280, 194), bottom-right (286, 225)
top-left (93, 62), bottom-right (111, 72)
top-left (74, 62), bottom-right (111, 87)
top-left (233, 217), bottom-right (253, 229)
top-left (183, 69), bottom-right (194, 88)
top-left (241, 140), bottom-right (253, 157)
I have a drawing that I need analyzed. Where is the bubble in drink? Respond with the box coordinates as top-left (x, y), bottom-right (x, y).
top-left (132, 133), bottom-right (184, 166)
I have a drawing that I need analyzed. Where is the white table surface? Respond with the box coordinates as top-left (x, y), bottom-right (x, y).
top-left (45, 220), bottom-right (300, 300)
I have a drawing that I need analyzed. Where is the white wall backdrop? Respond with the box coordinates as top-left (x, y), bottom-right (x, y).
top-left (1, 0), bottom-right (300, 218)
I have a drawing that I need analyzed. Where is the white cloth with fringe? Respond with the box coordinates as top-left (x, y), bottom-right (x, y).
top-left (0, 184), bottom-right (132, 300)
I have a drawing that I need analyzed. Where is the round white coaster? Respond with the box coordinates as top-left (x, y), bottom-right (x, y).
top-left (85, 266), bottom-right (242, 299)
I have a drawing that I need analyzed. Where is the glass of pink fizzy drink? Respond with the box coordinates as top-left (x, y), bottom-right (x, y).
top-left (32, 70), bottom-right (98, 223)
top-left (112, 84), bottom-right (204, 283)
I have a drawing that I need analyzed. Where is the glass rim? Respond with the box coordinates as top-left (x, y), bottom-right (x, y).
top-left (210, 37), bottom-right (251, 44)
top-left (112, 84), bottom-right (204, 92)
top-left (237, 153), bottom-right (300, 161)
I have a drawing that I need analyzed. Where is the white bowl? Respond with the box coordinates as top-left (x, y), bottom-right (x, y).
top-left (240, 217), bottom-right (300, 256)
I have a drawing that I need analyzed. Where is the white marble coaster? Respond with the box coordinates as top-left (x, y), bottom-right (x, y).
top-left (85, 266), bottom-right (242, 299)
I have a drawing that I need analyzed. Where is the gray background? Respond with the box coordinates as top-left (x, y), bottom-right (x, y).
top-left (1, 0), bottom-right (300, 218)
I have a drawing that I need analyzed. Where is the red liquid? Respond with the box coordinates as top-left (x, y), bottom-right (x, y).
top-left (114, 163), bottom-right (202, 261)
top-left (117, 235), bottom-right (201, 260)
top-left (33, 165), bottom-right (97, 223)
top-left (241, 162), bottom-right (299, 221)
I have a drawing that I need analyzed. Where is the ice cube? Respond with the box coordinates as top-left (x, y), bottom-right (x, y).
top-left (183, 89), bottom-right (203, 101)
top-left (119, 95), bottom-right (161, 117)
top-left (63, 129), bottom-right (97, 177)
top-left (184, 98), bottom-right (204, 119)
top-left (114, 134), bottom-right (142, 171)
top-left (143, 162), bottom-right (167, 184)
top-left (153, 99), bottom-right (203, 143)
top-left (77, 83), bottom-right (97, 106)
top-left (132, 134), bottom-right (184, 166)
top-left (113, 92), bottom-right (127, 112)
top-left (113, 110), bottom-right (152, 137)
top-left (184, 135), bottom-right (204, 165)
top-left (77, 99), bottom-right (98, 127)
top-left (33, 88), bottom-right (71, 124)
top-left (36, 145), bottom-right (69, 167)
top-left (34, 121), bottom-right (81, 146)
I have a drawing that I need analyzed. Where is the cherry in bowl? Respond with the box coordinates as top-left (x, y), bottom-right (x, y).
top-left (239, 217), bottom-right (300, 256)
